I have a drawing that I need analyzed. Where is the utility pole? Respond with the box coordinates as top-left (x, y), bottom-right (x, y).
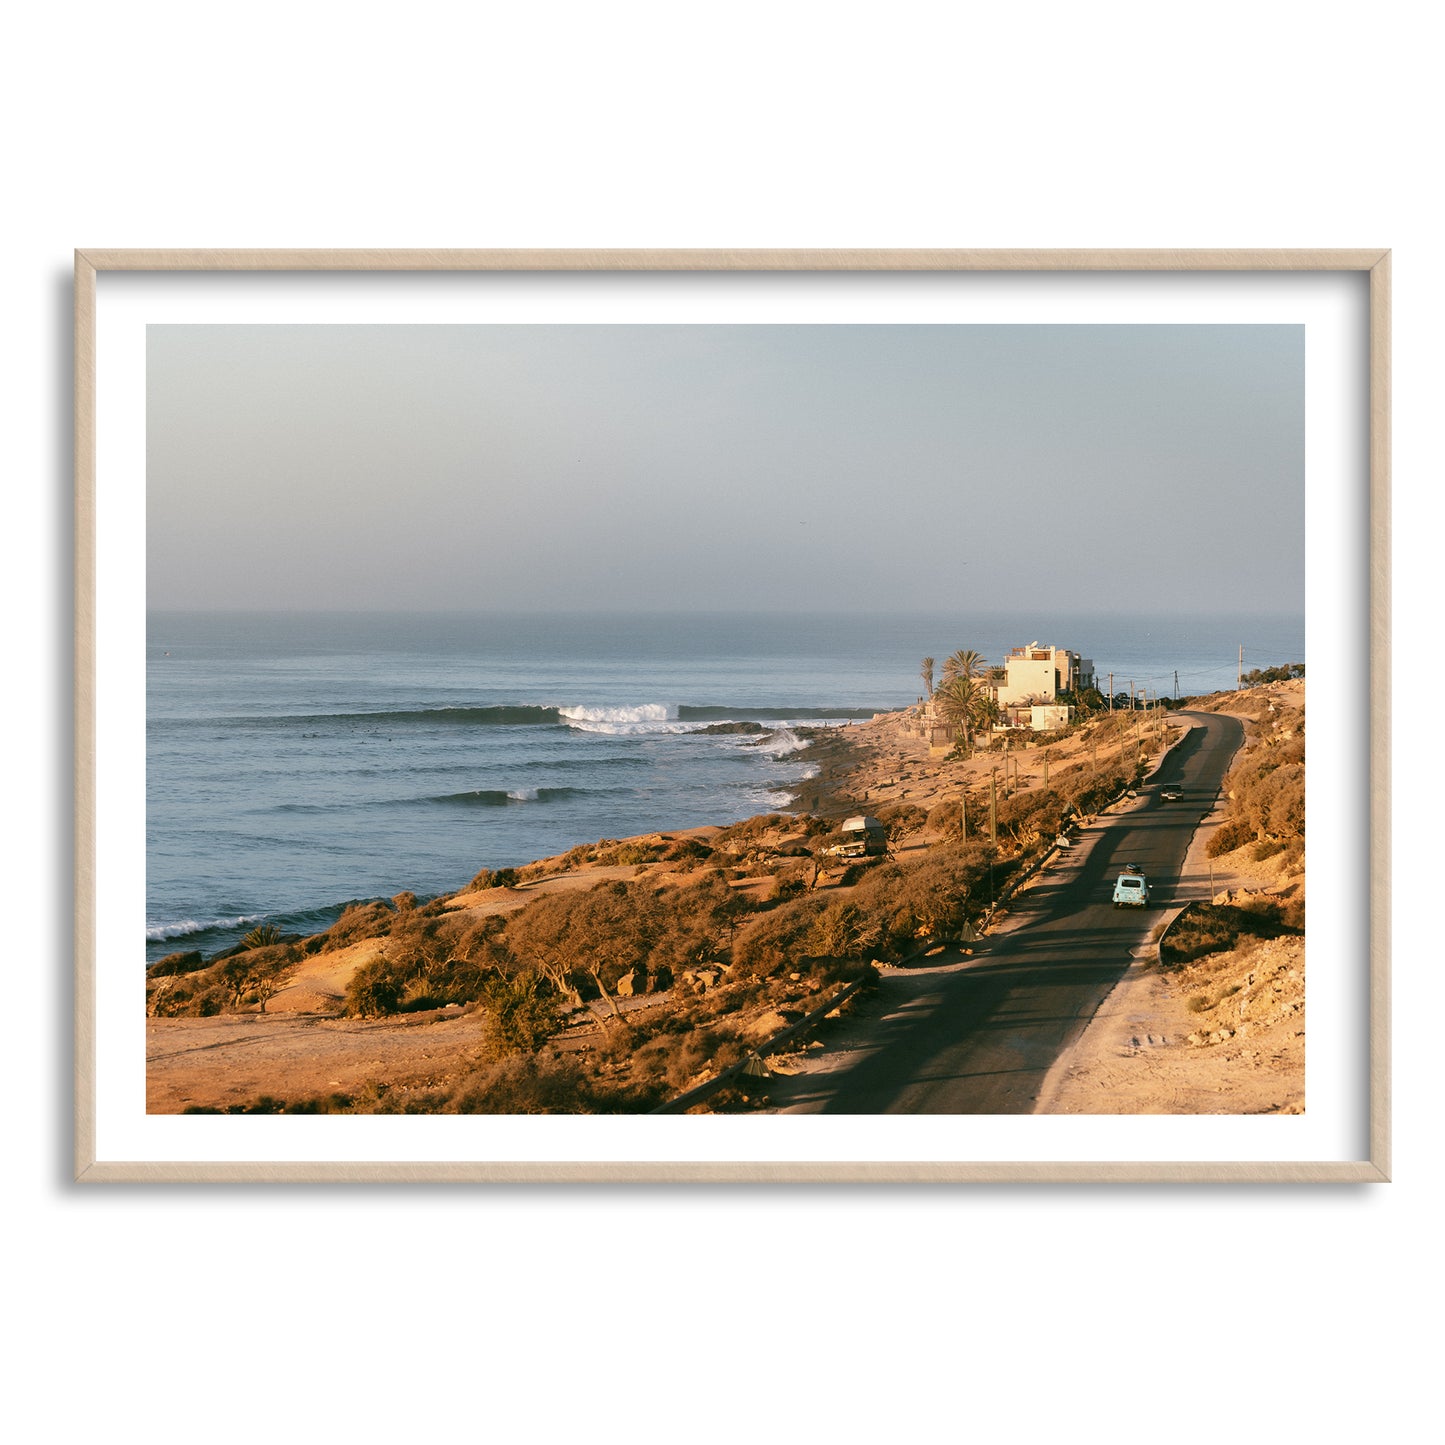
top-left (960, 793), bottom-right (967, 843)
top-left (989, 768), bottom-right (998, 844)
top-left (1109, 672), bottom-right (1114, 712)
top-left (1238, 644), bottom-right (1244, 690)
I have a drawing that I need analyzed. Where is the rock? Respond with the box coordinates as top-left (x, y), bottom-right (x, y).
top-left (744, 1010), bottom-right (791, 1040)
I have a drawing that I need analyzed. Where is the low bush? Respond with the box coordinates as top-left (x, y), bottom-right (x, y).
top-left (146, 950), bottom-right (205, 979)
top-left (874, 802), bottom-right (928, 839)
top-left (324, 901), bottom-right (394, 948)
top-left (663, 837), bottom-right (714, 868)
top-left (343, 957), bottom-right (408, 1017)
top-left (466, 867), bottom-right (519, 891)
top-left (479, 972), bottom-right (563, 1056)
top-left (451, 1052), bottom-right (602, 1114)
top-left (1161, 898), bottom-right (1303, 966)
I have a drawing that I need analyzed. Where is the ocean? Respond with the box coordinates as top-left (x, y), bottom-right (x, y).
top-left (145, 609), bottom-right (1303, 963)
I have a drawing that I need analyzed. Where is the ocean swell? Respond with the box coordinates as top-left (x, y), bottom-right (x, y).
top-left (428, 786), bottom-right (586, 806)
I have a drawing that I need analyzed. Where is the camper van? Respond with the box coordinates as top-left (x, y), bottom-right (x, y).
top-left (832, 815), bottom-right (888, 859)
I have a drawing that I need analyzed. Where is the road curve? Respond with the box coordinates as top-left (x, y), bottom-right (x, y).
top-left (764, 710), bottom-right (1244, 1115)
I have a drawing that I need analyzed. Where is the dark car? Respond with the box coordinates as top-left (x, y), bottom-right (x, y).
top-left (1160, 785), bottom-right (1184, 801)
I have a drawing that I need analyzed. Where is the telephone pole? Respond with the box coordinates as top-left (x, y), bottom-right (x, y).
top-left (989, 768), bottom-right (998, 844)
top-left (1238, 644), bottom-right (1244, 689)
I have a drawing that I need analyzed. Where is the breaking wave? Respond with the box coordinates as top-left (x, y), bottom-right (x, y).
top-left (752, 729), bottom-right (810, 757)
top-left (146, 913), bottom-right (267, 942)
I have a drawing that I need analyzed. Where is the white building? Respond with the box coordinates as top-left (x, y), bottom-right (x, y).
top-left (993, 642), bottom-right (1094, 708)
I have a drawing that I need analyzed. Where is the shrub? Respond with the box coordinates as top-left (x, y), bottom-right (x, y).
top-left (1161, 898), bottom-right (1303, 966)
top-left (146, 950), bottom-right (205, 979)
top-left (324, 901), bottom-right (394, 948)
top-left (451, 1052), bottom-right (598, 1114)
top-left (343, 957), bottom-right (408, 1017)
top-left (635, 1024), bottom-right (745, 1092)
top-left (467, 867), bottom-right (519, 891)
top-left (732, 896), bottom-right (827, 978)
top-left (874, 802), bottom-right (928, 839)
top-left (1207, 821), bottom-right (1252, 857)
top-left (480, 972), bottom-right (563, 1056)
top-left (663, 837), bottom-right (714, 869)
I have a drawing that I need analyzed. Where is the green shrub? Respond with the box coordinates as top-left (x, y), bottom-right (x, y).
top-left (480, 972), bottom-right (563, 1056)
top-left (343, 957), bottom-right (408, 1017)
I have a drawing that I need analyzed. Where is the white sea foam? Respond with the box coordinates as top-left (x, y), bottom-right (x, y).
top-left (559, 703), bottom-right (676, 724)
top-left (748, 789), bottom-right (797, 809)
top-left (559, 702), bottom-right (702, 736)
top-left (506, 787), bottom-right (540, 801)
top-left (756, 728), bottom-right (809, 758)
top-left (146, 913), bottom-right (266, 941)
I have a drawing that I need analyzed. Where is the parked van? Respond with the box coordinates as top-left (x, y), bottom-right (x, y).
top-left (832, 815), bottom-right (888, 859)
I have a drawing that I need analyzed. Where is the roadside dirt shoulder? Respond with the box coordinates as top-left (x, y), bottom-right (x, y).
top-left (1035, 701), bottom-right (1305, 1115)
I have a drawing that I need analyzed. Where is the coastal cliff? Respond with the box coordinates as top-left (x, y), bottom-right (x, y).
top-left (146, 684), bottom-right (1305, 1115)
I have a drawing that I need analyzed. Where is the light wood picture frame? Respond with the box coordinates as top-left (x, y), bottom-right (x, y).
top-left (74, 248), bottom-right (1390, 1183)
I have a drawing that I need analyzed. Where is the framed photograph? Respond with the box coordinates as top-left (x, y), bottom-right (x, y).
top-left (75, 249), bottom-right (1389, 1183)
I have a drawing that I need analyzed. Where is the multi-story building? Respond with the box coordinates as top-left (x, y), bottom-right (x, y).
top-left (993, 643), bottom-right (1094, 708)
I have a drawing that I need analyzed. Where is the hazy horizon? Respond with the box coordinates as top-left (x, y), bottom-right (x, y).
top-left (148, 324), bottom-right (1305, 615)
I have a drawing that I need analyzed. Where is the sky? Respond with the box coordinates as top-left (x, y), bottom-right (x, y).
top-left (147, 324), bottom-right (1304, 614)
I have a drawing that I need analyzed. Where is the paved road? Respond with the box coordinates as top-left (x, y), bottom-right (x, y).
top-left (765, 710), bottom-right (1245, 1115)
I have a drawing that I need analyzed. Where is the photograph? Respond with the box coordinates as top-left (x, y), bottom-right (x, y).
top-left (17, 10), bottom-right (1434, 1438)
top-left (135, 311), bottom-right (1318, 1127)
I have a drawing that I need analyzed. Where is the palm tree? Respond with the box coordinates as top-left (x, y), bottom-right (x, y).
top-left (920, 657), bottom-right (935, 698)
top-left (934, 674), bottom-right (987, 748)
top-left (941, 648), bottom-right (987, 684)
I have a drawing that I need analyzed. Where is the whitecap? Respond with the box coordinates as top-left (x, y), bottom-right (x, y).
top-left (755, 728), bottom-right (810, 758)
top-left (146, 913), bottom-right (267, 941)
top-left (558, 702), bottom-right (676, 724)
